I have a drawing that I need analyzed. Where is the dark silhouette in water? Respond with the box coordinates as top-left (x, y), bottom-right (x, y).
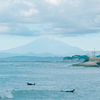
top-left (27, 82), bottom-right (36, 85)
top-left (60, 89), bottom-right (75, 92)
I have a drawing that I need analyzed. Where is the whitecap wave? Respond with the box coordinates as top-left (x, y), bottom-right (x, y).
top-left (0, 90), bottom-right (13, 99)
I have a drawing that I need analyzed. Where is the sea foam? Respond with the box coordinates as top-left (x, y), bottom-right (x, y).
top-left (0, 90), bottom-right (13, 99)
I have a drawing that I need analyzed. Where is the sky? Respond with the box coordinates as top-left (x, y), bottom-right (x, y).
top-left (0, 0), bottom-right (100, 51)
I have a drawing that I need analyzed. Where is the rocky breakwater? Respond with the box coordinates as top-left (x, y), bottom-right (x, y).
top-left (73, 57), bottom-right (100, 67)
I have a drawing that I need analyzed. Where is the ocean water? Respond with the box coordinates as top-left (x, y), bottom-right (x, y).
top-left (0, 61), bottom-right (100, 100)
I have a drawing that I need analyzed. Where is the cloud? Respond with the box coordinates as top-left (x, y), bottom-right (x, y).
top-left (0, 0), bottom-right (100, 36)
top-left (45, 0), bottom-right (61, 5)
top-left (20, 9), bottom-right (38, 16)
top-left (0, 23), bottom-right (34, 36)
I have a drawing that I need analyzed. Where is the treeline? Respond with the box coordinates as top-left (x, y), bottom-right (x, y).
top-left (63, 55), bottom-right (89, 62)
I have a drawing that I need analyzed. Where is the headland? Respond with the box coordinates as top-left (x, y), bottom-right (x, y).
top-left (73, 57), bottom-right (100, 67)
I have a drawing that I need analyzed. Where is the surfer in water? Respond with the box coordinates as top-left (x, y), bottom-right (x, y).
top-left (27, 82), bottom-right (36, 85)
top-left (60, 89), bottom-right (75, 92)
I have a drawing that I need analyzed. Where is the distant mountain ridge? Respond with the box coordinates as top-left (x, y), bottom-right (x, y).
top-left (2, 37), bottom-right (86, 56)
top-left (0, 52), bottom-right (56, 58)
top-left (0, 56), bottom-right (63, 61)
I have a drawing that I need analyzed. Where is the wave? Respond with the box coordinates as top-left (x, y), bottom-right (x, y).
top-left (0, 89), bottom-right (57, 99)
top-left (0, 90), bottom-right (13, 99)
top-left (0, 89), bottom-right (35, 99)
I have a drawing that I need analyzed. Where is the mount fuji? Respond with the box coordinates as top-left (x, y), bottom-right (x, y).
top-left (2, 37), bottom-right (86, 57)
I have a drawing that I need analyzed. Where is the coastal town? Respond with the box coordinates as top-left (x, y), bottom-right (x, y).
top-left (73, 57), bottom-right (100, 67)
top-left (63, 49), bottom-right (100, 67)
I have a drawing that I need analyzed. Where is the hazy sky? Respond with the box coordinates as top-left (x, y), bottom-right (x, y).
top-left (0, 0), bottom-right (100, 51)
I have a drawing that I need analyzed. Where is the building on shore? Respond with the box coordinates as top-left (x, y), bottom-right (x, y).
top-left (89, 57), bottom-right (100, 61)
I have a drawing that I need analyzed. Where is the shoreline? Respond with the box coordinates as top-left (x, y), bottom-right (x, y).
top-left (73, 61), bottom-right (99, 67)
top-left (73, 57), bottom-right (100, 67)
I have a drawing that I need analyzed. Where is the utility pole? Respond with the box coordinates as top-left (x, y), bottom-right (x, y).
top-left (94, 48), bottom-right (95, 57)
top-left (92, 51), bottom-right (93, 57)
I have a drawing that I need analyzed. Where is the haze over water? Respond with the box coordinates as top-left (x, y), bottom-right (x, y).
top-left (0, 61), bottom-right (100, 100)
top-left (0, 1), bottom-right (100, 100)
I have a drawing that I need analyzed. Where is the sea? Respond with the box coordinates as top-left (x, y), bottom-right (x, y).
top-left (0, 60), bottom-right (100, 100)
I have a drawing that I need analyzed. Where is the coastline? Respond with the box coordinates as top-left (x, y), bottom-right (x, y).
top-left (73, 57), bottom-right (100, 67)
